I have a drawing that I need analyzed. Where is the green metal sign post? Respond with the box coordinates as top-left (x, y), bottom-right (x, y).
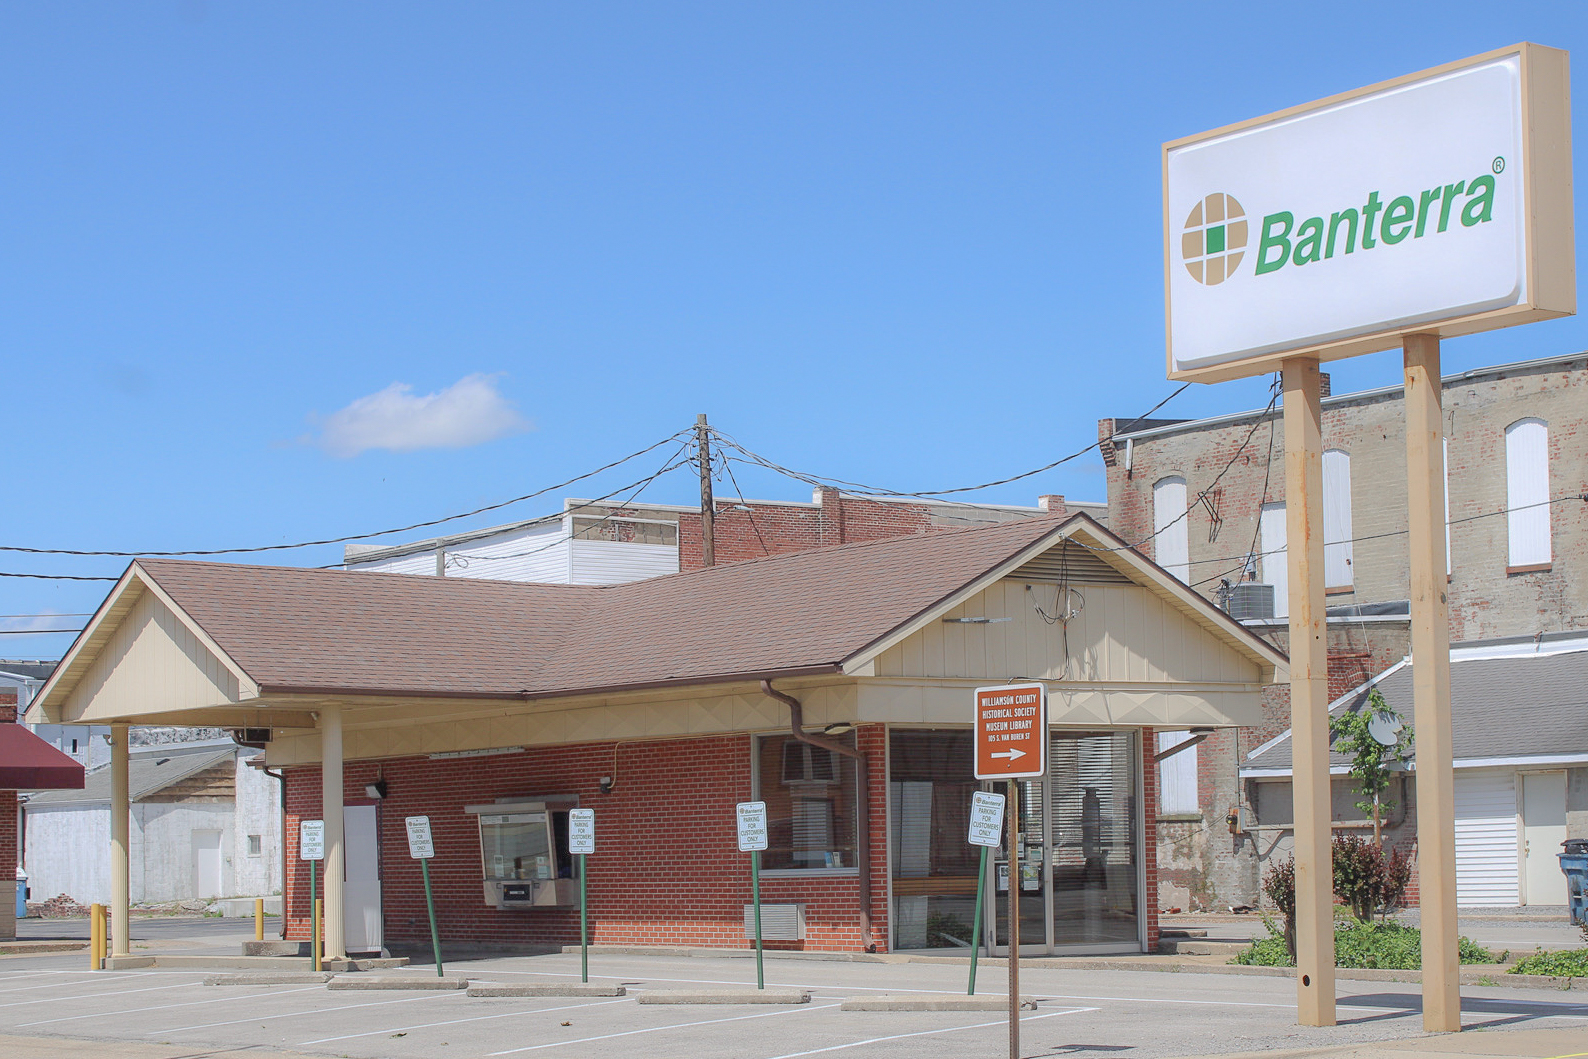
top-left (299, 819), bottom-right (325, 974)
top-left (736, 801), bottom-right (768, 991)
top-left (965, 790), bottom-right (1004, 995)
top-left (569, 809), bottom-right (594, 984)
top-left (405, 816), bottom-right (443, 977)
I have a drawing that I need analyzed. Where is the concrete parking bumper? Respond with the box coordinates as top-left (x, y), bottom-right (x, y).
top-left (839, 993), bottom-right (1036, 1011)
top-left (467, 982), bottom-right (627, 997)
top-left (326, 974), bottom-right (471, 990)
top-left (637, 988), bottom-right (810, 1004)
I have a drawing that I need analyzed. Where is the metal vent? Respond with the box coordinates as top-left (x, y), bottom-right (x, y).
top-left (1007, 541), bottom-right (1132, 585)
top-left (1228, 582), bottom-right (1275, 621)
top-left (743, 903), bottom-right (806, 941)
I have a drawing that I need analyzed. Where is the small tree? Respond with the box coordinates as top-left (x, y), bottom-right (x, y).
top-left (1262, 858), bottom-right (1297, 960)
top-left (1329, 688), bottom-right (1414, 845)
top-left (1332, 834), bottom-right (1413, 922)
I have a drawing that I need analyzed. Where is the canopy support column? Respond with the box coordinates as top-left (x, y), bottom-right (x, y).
top-left (109, 724), bottom-right (130, 959)
top-left (321, 705), bottom-right (346, 961)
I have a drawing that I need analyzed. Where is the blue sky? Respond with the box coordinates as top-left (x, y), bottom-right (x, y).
top-left (4, 2), bottom-right (1587, 656)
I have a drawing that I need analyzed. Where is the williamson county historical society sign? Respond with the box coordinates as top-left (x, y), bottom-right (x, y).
top-left (1164, 43), bottom-right (1572, 382)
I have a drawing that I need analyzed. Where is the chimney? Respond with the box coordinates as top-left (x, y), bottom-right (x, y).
top-left (1319, 372), bottom-right (1332, 398)
top-left (1038, 495), bottom-right (1066, 516)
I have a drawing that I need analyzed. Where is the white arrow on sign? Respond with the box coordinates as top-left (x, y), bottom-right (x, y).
top-left (991, 748), bottom-right (1026, 761)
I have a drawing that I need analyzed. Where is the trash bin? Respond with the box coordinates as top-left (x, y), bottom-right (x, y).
top-left (1562, 840), bottom-right (1588, 928)
top-left (14, 870), bottom-right (26, 921)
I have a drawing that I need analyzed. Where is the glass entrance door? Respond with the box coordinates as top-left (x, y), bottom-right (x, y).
top-left (991, 729), bottom-right (1142, 954)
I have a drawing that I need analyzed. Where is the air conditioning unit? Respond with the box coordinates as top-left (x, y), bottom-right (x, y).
top-left (1228, 582), bottom-right (1275, 621)
top-left (744, 903), bottom-right (806, 941)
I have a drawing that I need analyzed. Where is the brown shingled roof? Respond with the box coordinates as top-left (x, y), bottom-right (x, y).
top-left (134, 516), bottom-right (1071, 700)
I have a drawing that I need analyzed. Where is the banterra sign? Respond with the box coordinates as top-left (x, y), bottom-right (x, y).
top-left (1163, 44), bottom-right (1573, 382)
top-left (1181, 173), bottom-right (1498, 286)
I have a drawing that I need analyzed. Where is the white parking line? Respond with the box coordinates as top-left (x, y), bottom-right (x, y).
top-left (760, 1006), bottom-right (1099, 1059)
top-left (0, 979), bottom-right (205, 1010)
top-left (0, 971), bottom-right (179, 996)
top-left (147, 990), bottom-right (460, 1035)
top-left (16, 985), bottom-right (323, 1027)
top-left (488, 1002), bottom-right (842, 1055)
top-left (298, 996), bottom-right (631, 1045)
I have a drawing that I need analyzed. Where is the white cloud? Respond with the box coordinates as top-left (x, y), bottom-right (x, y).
top-left (313, 373), bottom-right (532, 458)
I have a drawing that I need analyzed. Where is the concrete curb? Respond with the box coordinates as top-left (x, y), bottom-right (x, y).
top-left (203, 972), bottom-right (334, 986)
top-left (468, 983), bottom-right (627, 997)
top-left (327, 975), bottom-right (470, 990)
top-left (637, 989), bottom-right (810, 1005)
top-left (0, 941), bottom-right (90, 956)
top-left (840, 994), bottom-right (1036, 1011)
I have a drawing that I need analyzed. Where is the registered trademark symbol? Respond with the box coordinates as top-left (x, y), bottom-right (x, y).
top-left (1493, 156), bottom-right (1505, 174)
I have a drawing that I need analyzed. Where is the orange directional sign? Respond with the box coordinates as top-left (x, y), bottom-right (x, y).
top-left (973, 683), bottom-right (1047, 779)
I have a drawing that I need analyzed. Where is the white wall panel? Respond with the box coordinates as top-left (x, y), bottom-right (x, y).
top-left (1153, 477), bottom-right (1190, 582)
top-left (1259, 503), bottom-right (1288, 618)
top-left (1323, 449), bottom-right (1353, 589)
top-left (1454, 770), bottom-right (1519, 907)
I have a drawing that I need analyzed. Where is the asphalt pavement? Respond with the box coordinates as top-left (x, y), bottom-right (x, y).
top-left (0, 921), bottom-right (1584, 1059)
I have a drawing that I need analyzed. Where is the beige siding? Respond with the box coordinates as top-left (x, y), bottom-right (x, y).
top-left (267, 682), bottom-right (861, 766)
top-left (63, 589), bottom-right (244, 723)
top-left (873, 579), bottom-right (1259, 685)
top-left (855, 680), bottom-right (1263, 728)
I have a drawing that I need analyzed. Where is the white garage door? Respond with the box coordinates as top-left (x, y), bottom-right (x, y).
top-left (1454, 771), bottom-right (1518, 907)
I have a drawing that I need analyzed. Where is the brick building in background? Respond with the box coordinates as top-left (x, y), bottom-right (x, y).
top-left (1100, 352), bottom-right (1588, 911)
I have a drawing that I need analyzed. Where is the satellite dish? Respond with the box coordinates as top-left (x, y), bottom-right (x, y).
top-left (1367, 710), bottom-right (1403, 747)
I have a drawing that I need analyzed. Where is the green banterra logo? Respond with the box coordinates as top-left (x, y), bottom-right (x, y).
top-left (1183, 166), bottom-right (1502, 286)
top-left (1181, 193), bottom-right (1248, 285)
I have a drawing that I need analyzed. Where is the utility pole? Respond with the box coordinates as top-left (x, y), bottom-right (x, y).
top-left (696, 414), bottom-right (715, 567)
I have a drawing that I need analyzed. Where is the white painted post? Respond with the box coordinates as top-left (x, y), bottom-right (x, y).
top-left (321, 704), bottom-right (346, 960)
top-left (109, 724), bottom-right (130, 959)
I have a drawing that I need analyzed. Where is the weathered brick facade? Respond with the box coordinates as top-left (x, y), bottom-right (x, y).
top-left (679, 488), bottom-right (1089, 571)
top-left (1103, 354), bottom-right (1588, 910)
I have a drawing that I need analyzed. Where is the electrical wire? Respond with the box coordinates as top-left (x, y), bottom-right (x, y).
top-left (709, 383), bottom-right (1193, 500)
top-left (436, 444), bottom-right (694, 567)
top-left (0, 430), bottom-right (692, 559)
top-left (718, 452), bottom-right (771, 558)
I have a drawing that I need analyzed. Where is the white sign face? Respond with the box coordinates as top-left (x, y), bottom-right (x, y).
top-left (1164, 45), bottom-right (1572, 381)
top-left (736, 801), bottom-right (769, 852)
top-left (404, 816), bottom-right (435, 860)
top-left (568, 808), bottom-right (595, 854)
top-left (299, 819), bottom-right (325, 861)
top-left (967, 791), bottom-right (1006, 848)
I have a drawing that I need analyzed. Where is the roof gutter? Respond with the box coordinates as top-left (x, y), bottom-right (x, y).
top-left (760, 679), bottom-right (876, 953)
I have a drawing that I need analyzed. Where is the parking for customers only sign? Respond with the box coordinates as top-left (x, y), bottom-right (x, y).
top-left (974, 683), bottom-right (1047, 779)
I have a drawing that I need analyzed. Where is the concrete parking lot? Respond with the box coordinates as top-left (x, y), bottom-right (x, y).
top-left (1, 933), bottom-right (1586, 1059)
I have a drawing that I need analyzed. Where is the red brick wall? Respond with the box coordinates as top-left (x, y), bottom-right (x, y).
top-left (0, 790), bottom-right (16, 874)
top-left (1140, 727), bottom-right (1160, 953)
top-left (283, 727), bottom-right (891, 954)
top-left (679, 488), bottom-right (1069, 570)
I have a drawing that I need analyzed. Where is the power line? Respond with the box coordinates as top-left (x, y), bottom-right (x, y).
top-left (710, 383), bottom-right (1193, 500)
top-left (0, 628), bottom-right (81, 635)
top-left (0, 430), bottom-right (692, 559)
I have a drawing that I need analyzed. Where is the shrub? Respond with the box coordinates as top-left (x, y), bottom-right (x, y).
top-left (1508, 948), bottom-right (1588, 978)
top-left (1332, 835), bottom-right (1412, 922)
top-left (1232, 920), bottom-right (1494, 969)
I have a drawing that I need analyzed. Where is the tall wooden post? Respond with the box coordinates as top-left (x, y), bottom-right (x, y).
top-left (1283, 357), bottom-right (1335, 1026)
top-left (1404, 334), bottom-right (1461, 1032)
top-left (109, 723), bottom-right (131, 959)
top-left (321, 704), bottom-right (346, 961)
top-left (697, 414), bottom-right (715, 567)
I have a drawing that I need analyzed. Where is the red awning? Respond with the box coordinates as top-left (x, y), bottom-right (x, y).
top-left (0, 723), bottom-right (85, 790)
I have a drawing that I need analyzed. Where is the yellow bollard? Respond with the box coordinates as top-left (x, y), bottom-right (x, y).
top-left (254, 898), bottom-right (265, 942)
top-left (88, 903), bottom-right (105, 970)
top-left (312, 898), bottom-right (322, 973)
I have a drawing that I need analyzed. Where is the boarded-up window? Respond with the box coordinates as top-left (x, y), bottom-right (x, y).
top-left (1260, 502), bottom-right (1287, 618)
top-left (1156, 731), bottom-right (1198, 815)
top-left (1505, 418), bottom-right (1551, 567)
top-left (1153, 476), bottom-right (1189, 583)
top-left (1323, 449), bottom-right (1353, 589)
